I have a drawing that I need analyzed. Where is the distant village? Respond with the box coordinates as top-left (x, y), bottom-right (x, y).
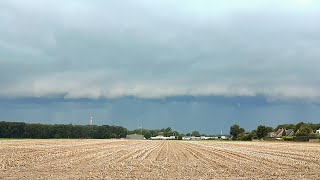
top-left (126, 122), bottom-right (320, 142)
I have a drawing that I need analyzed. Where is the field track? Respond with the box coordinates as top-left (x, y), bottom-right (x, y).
top-left (1, 139), bottom-right (320, 179)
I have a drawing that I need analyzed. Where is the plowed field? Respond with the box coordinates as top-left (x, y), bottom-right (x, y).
top-left (1, 140), bottom-right (319, 179)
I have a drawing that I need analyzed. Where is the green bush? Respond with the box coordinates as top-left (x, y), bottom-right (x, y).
top-left (282, 136), bottom-right (293, 141)
top-left (293, 136), bottom-right (309, 142)
top-left (238, 132), bottom-right (253, 141)
top-left (144, 132), bottom-right (152, 139)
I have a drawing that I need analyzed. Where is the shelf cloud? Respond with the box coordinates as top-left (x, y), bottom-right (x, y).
top-left (1, 0), bottom-right (320, 102)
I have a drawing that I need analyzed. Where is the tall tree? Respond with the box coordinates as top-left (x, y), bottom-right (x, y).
top-left (191, 131), bottom-right (201, 137)
top-left (256, 125), bottom-right (273, 139)
top-left (294, 122), bottom-right (305, 133)
top-left (296, 124), bottom-right (313, 136)
top-left (144, 132), bottom-right (152, 139)
top-left (230, 124), bottom-right (245, 140)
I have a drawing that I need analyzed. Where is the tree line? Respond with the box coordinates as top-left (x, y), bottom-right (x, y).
top-left (0, 122), bottom-right (201, 140)
top-left (0, 121), bottom-right (127, 139)
top-left (129, 127), bottom-right (206, 140)
top-left (1, 121), bottom-right (319, 140)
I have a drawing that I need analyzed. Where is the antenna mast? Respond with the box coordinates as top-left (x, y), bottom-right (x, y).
top-left (90, 117), bottom-right (93, 125)
top-left (137, 120), bottom-right (142, 135)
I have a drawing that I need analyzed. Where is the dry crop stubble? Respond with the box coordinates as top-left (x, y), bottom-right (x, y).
top-left (0, 139), bottom-right (320, 179)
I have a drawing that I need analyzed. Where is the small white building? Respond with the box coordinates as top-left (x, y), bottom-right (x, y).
top-left (200, 136), bottom-right (211, 140)
top-left (190, 136), bottom-right (201, 140)
top-left (182, 136), bottom-right (201, 140)
top-left (182, 136), bottom-right (191, 140)
top-left (183, 136), bottom-right (219, 140)
top-left (220, 136), bottom-right (228, 140)
top-left (316, 128), bottom-right (320, 134)
top-left (150, 135), bottom-right (176, 140)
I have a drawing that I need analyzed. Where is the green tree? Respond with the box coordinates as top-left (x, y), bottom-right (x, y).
top-left (144, 132), bottom-right (152, 139)
top-left (256, 125), bottom-right (273, 139)
top-left (296, 124), bottom-right (313, 136)
top-left (294, 122), bottom-right (305, 133)
top-left (276, 124), bottom-right (295, 131)
top-left (162, 127), bottom-right (173, 137)
top-left (230, 124), bottom-right (245, 140)
top-left (172, 131), bottom-right (179, 137)
top-left (191, 131), bottom-right (201, 137)
top-left (238, 132), bottom-right (253, 141)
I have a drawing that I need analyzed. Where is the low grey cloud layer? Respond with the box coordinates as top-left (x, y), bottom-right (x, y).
top-left (1, 0), bottom-right (320, 101)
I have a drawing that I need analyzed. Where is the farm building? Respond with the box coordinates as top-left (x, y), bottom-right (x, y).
top-left (182, 136), bottom-right (201, 140)
top-left (200, 136), bottom-right (210, 140)
top-left (126, 134), bottom-right (145, 140)
top-left (150, 135), bottom-right (175, 140)
top-left (220, 136), bottom-right (228, 140)
top-left (182, 136), bottom-right (222, 140)
top-left (316, 129), bottom-right (320, 134)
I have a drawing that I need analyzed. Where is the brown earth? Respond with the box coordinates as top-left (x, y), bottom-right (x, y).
top-left (0, 139), bottom-right (319, 179)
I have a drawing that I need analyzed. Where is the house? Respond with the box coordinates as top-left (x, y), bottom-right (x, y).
top-left (266, 132), bottom-right (273, 138)
top-left (267, 128), bottom-right (294, 138)
top-left (220, 136), bottom-right (228, 140)
top-left (316, 128), bottom-right (320, 134)
top-left (271, 128), bottom-right (285, 138)
top-left (285, 129), bottom-right (295, 136)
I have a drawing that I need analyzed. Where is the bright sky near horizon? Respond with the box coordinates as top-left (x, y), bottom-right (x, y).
top-left (1, 0), bottom-right (320, 134)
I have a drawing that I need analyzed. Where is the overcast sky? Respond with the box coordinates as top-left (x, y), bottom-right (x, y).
top-left (1, 0), bottom-right (320, 134)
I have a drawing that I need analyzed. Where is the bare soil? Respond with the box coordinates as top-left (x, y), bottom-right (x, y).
top-left (0, 139), bottom-right (319, 179)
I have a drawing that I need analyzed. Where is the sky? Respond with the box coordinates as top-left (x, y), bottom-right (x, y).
top-left (1, 0), bottom-right (320, 134)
